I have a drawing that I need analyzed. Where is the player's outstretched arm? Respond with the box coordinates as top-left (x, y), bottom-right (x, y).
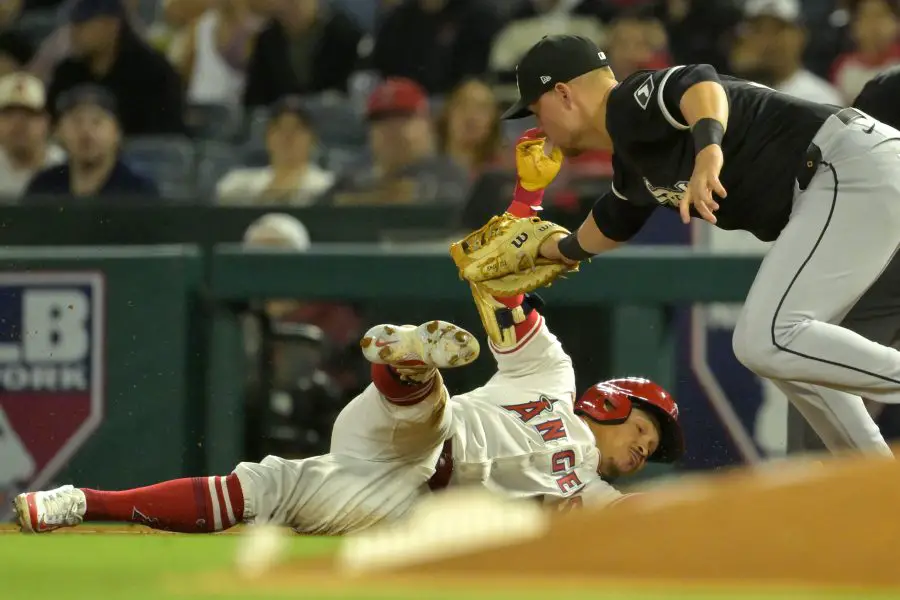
top-left (460, 127), bottom-right (560, 351)
top-left (460, 130), bottom-right (575, 371)
top-left (540, 208), bottom-right (621, 264)
top-left (450, 128), bottom-right (577, 297)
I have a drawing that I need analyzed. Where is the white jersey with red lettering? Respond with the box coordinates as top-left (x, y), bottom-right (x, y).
top-left (448, 314), bottom-right (617, 507)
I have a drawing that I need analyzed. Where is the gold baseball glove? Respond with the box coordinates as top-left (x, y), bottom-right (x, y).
top-left (449, 213), bottom-right (578, 296)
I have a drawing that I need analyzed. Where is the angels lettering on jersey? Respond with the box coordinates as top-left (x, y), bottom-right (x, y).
top-left (500, 394), bottom-right (586, 496)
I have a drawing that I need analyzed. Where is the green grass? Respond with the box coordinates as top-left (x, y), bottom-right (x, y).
top-left (1, 530), bottom-right (897, 600)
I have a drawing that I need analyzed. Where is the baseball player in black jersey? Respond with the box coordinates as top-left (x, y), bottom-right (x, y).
top-left (502, 34), bottom-right (900, 456)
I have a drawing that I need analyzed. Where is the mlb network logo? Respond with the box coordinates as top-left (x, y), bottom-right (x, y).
top-left (0, 272), bottom-right (105, 513)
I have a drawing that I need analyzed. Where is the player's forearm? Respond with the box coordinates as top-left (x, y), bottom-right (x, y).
top-left (507, 180), bottom-right (545, 217)
top-left (679, 81), bottom-right (729, 130)
top-left (540, 212), bottom-right (621, 263)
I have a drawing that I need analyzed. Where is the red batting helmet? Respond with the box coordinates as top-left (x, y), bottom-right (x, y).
top-left (574, 377), bottom-right (684, 463)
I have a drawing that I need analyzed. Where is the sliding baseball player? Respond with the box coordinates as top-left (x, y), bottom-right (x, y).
top-left (15, 131), bottom-right (683, 535)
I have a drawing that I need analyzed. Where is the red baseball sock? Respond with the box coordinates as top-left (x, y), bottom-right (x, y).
top-left (371, 363), bottom-right (436, 406)
top-left (495, 294), bottom-right (540, 341)
top-left (81, 474), bottom-right (244, 533)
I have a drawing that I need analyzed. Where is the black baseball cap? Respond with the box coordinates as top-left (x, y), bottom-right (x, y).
top-left (501, 35), bottom-right (610, 120)
top-left (56, 84), bottom-right (118, 120)
top-left (269, 95), bottom-right (313, 126)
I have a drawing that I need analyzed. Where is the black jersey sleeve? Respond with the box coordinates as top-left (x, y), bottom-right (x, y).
top-left (590, 155), bottom-right (658, 242)
top-left (592, 191), bottom-right (657, 242)
top-left (608, 64), bottom-right (724, 142)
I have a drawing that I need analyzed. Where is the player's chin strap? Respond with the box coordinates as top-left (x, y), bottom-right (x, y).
top-left (469, 282), bottom-right (544, 349)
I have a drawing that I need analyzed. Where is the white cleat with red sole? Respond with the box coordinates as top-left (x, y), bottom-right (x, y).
top-left (360, 320), bottom-right (480, 369)
top-left (14, 485), bottom-right (86, 533)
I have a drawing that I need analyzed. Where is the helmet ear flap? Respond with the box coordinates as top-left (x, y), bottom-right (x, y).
top-left (574, 384), bottom-right (633, 425)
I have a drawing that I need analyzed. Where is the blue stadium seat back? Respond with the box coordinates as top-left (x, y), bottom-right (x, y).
top-left (246, 107), bottom-right (271, 146)
top-left (501, 117), bottom-right (536, 144)
top-left (248, 96), bottom-right (366, 147)
top-left (135, 0), bottom-right (159, 28)
top-left (324, 145), bottom-right (366, 172)
top-left (241, 143), bottom-right (270, 168)
top-left (330, 0), bottom-right (378, 31)
top-left (196, 141), bottom-right (240, 198)
top-left (429, 94), bottom-right (446, 116)
top-left (122, 136), bottom-right (197, 200)
top-left (305, 95), bottom-right (367, 146)
top-left (185, 103), bottom-right (243, 141)
top-left (14, 10), bottom-right (59, 45)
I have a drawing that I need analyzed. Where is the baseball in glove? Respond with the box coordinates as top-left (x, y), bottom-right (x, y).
top-left (449, 213), bottom-right (578, 296)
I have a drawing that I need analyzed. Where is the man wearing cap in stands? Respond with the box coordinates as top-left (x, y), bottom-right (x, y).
top-left (325, 77), bottom-right (469, 206)
top-left (24, 84), bottom-right (159, 200)
top-left (0, 72), bottom-right (65, 200)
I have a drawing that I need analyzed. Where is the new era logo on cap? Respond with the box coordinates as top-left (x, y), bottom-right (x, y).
top-left (540, 76), bottom-right (551, 84)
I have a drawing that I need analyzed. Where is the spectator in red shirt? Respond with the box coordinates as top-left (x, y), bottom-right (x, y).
top-left (831, 0), bottom-right (900, 104)
top-left (436, 78), bottom-right (504, 177)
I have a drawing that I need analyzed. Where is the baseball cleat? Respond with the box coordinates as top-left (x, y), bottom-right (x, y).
top-left (14, 485), bottom-right (86, 533)
top-left (360, 320), bottom-right (480, 369)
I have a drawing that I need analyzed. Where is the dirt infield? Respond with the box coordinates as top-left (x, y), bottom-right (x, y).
top-left (402, 454), bottom-right (900, 590)
top-left (241, 452), bottom-right (900, 596)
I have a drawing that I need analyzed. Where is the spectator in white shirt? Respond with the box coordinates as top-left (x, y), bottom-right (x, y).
top-left (217, 95), bottom-right (334, 205)
top-left (490, 0), bottom-right (606, 105)
top-left (0, 72), bottom-right (65, 201)
top-left (730, 0), bottom-right (844, 105)
top-left (177, 0), bottom-right (262, 105)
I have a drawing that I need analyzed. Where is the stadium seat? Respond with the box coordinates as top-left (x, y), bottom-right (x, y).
top-left (122, 136), bottom-right (197, 200)
top-left (430, 94), bottom-right (446, 116)
top-left (135, 0), bottom-right (160, 28)
top-left (246, 107), bottom-right (270, 146)
top-left (331, 0), bottom-right (378, 32)
top-left (248, 96), bottom-right (367, 148)
top-left (185, 103), bottom-right (243, 141)
top-left (195, 141), bottom-right (240, 199)
top-left (13, 10), bottom-right (59, 46)
top-left (306, 95), bottom-right (367, 146)
top-left (240, 142), bottom-right (269, 168)
top-left (501, 117), bottom-right (537, 144)
top-left (324, 145), bottom-right (365, 172)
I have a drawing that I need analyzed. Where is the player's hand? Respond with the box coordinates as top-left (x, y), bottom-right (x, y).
top-left (681, 144), bottom-right (727, 225)
top-left (516, 128), bottom-right (564, 192)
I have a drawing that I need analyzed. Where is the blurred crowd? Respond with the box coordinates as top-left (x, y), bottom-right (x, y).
top-left (3, 0), bottom-right (900, 458)
top-left (0, 0), bottom-right (897, 208)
